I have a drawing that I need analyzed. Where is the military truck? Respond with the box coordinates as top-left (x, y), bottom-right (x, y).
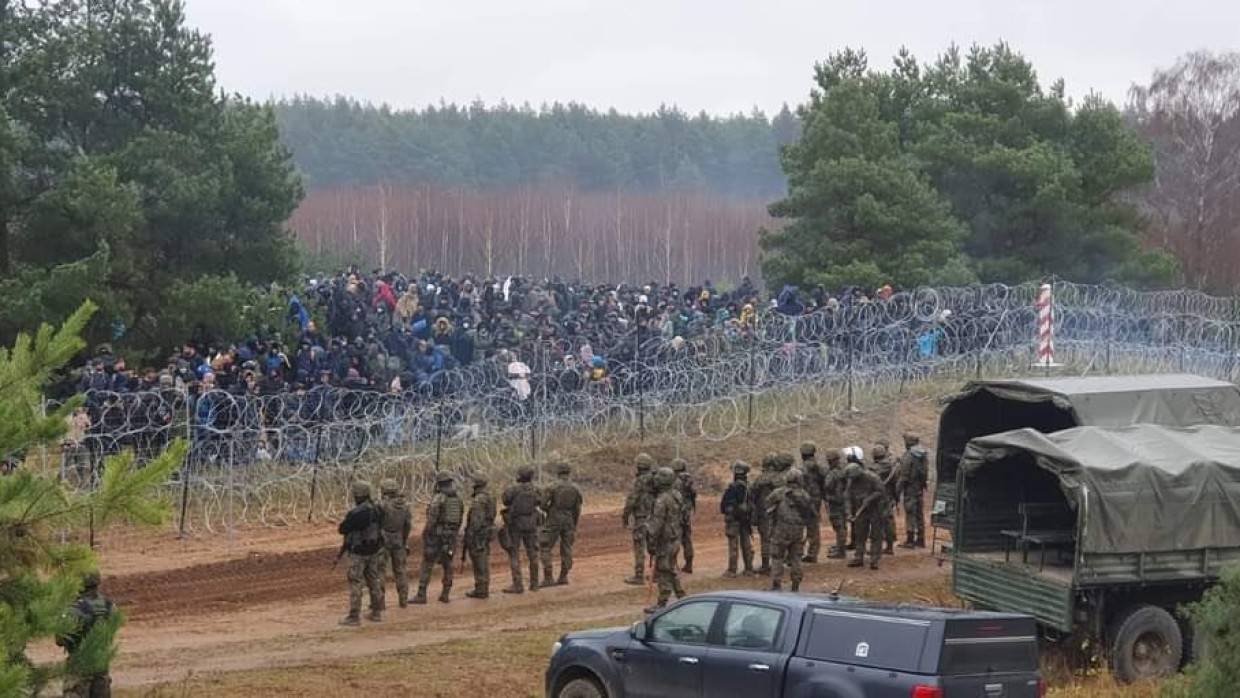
top-left (951, 424), bottom-right (1240, 682)
top-left (931, 374), bottom-right (1240, 544)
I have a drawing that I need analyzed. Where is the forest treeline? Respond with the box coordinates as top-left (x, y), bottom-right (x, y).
top-left (274, 98), bottom-right (798, 197)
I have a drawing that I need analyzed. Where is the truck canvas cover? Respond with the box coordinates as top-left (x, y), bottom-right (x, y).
top-left (959, 425), bottom-right (1240, 554)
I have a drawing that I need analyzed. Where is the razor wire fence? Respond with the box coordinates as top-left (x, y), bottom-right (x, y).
top-left (43, 280), bottom-right (1240, 537)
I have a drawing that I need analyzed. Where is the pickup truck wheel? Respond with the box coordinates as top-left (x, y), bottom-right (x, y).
top-left (556, 677), bottom-right (606, 698)
top-left (1108, 604), bottom-right (1182, 683)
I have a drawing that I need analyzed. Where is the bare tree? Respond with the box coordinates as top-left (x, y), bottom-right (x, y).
top-left (1131, 51), bottom-right (1240, 291)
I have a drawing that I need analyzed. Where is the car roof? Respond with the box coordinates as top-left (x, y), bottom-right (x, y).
top-left (693, 590), bottom-right (1029, 622)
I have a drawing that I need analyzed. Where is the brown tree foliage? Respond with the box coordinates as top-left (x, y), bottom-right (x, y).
top-left (1130, 51), bottom-right (1240, 292)
top-left (290, 184), bottom-right (774, 284)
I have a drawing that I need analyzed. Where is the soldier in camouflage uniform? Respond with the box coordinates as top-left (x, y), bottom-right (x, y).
top-left (413, 472), bottom-right (463, 604)
top-left (822, 449), bottom-right (848, 559)
top-left (671, 458), bottom-right (697, 574)
top-left (502, 465), bottom-right (542, 593)
top-left (644, 467), bottom-right (686, 613)
top-left (338, 480), bottom-right (385, 624)
top-left (869, 441), bottom-right (899, 555)
top-left (767, 468), bottom-right (816, 591)
top-left (721, 461), bottom-right (755, 577)
top-left (799, 442), bottom-right (826, 563)
top-left (748, 455), bottom-right (778, 574)
top-left (57, 571), bottom-right (115, 698)
top-left (896, 433), bottom-right (929, 548)
top-left (464, 472), bottom-right (496, 598)
top-left (621, 453), bottom-right (656, 584)
top-left (845, 459), bottom-right (888, 570)
top-left (377, 479), bottom-right (412, 607)
top-left (540, 461), bottom-right (583, 587)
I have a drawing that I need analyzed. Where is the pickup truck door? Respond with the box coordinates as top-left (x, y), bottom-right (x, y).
top-left (702, 602), bottom-right (785, 698)
top-left (622, 601), bottom-right (718, 698)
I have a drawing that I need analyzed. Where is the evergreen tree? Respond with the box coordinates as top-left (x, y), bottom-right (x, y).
top-left (0, 301), bottom-right (185, 695)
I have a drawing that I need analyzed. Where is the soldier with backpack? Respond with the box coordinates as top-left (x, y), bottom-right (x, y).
top-left (413, 472), bottom-right (464, 604)
top-left (767, 468), bottom-right (815, 591)
top-left (539, 461), bottom-right (583, 587)
top-left (502, 465), bottom-right (542, 594)
top-left (671, 458), bottom-right (697, 574)
top-left (377, 479), bottom-right (412, 607)
top-left (338, 480), bottom-right (385, 625)
top-left (57, 571), bottom-right (116, 697)
top-left (721, 461), bottom-right (755, 577)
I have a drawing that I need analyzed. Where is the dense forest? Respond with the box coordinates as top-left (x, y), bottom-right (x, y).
top-left (274, 98), bottom-right (798, 197)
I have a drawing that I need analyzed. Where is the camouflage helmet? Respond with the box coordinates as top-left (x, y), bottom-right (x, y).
top-left (379, 478), bottom-right (399, 495)
top-left (471, 472), bottom-right (489, 486)
top-left (731, 460), bottom-right (751, 475)
top-left (843, 462), bottom-right (865, 479)
top-left (826, 449), bottom-right (841, 464)
top-left (635, 453), bottom-right (654, 472)
top-left (653, 467), bottom-right (676, 488)
top-left (903, 432), bottom-right (921, 447)
top-left (670, 458), bottom-right (688, 473)
top-left (82, 571), bottom-right (101, 590)
top-left (786, 468), bottom-right (804, 484)
top-left (761, 453), bottom-right (778, 469)
top-left (872, 443), bottom-right (889, 459)
top-left (555, 462), bottom-right (572, 476)
top-left (776, 454), bottom-right (795, 471)
top-left (875, 437), bottom-right (891, 449)
top-left (350, 480), bottom-right (373, 499)
top-left (800, 441), bottom-right (817, 457)
top-left (517, 465), bottom-right (536, 482)
top-left (435, 471), bottom-right (454, 485)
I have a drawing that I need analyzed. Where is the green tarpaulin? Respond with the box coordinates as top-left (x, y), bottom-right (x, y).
top-left (960, 425), bottom-right (1240, 554)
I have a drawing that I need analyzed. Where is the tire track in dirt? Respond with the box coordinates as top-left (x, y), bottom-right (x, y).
top-left (107, 506), bottom-right (727, 623)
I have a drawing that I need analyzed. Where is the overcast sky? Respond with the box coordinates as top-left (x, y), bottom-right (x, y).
top-left (184, 0), bottom-right (1240, 116)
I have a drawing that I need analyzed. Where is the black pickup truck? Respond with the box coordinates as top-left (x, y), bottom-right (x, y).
top-left (545, 590), bottom-right (1043, 698)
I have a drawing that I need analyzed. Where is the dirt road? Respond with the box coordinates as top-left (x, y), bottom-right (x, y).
top-left (80, 497), bottom-right (947, 692)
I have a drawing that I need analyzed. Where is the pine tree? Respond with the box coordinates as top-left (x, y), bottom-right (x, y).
top-left (0, 301), bottom-right (185, 695)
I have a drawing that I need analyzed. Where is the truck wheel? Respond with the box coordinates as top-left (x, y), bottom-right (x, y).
top-left (556, 677), bottom-right (606, 698)
top-left (1108, 604), bottom-right (1183, 683)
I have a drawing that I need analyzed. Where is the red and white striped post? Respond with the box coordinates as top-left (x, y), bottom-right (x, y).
top-left (1035, 283), bottom-right (1056, 367)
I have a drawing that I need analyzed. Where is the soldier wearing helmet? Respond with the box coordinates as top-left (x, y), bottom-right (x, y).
top-left (765, 468), bottom-right (815, 592)
top-left (799, 441), bottom-right (827, 563)
top-left (821, 449), bottom-right (848, 559)
top-left (57, 571), bottom-right (116, 697)
top-left (870, 440), bottom-right (899, 555)
top-left (376, 478), bottom-right (413, 607)
top-left (896, 433), bottom-right (930, 549)
top-left (844, 461), bottom-right (888, 571)
top-left (721, 461), bottom-right (755, 576)
top-left (413, 472), bottom-right (463, 604)
top-left (644, 468), bottom-right (687, 613)
top-left (748, 454), bottom-right (782, 574)
top-left (670, 458), bottom-right (697, 574)
top-left (338, 480), bottom-right (386, 625)
top-left (464, 472), bottom-right (497, 599)
top-left (539, 461), bottom-right (583, 587)
top-left (501, 465), bottom-right (542, 594)
top-left (621, 453), bottom-right (658, 584)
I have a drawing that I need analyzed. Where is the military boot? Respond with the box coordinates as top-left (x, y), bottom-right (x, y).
top-left (643, 598), bottom-right (668, 615)
top-left (623, 573), bottom-right (645, 586)
top-left (869, 561), bottom-right (880, 571)
top-left (339, 614), bottom-right (361, 627)
top-left (826, 547), bottom-right (847, 559)
top-left (438, 586), bottom-right (451, 604)
top-left (723, 569), bottom-right (738, 578)
top-left (884, 542), bottom-right (895, 555)
top-left (465, 588), bottom-right (489, 599)
top-left (681, 559), bottom-right (693, 574)
top-left (801, 555), bottom-right (818, 564)
top-left (398, 593), bottom-right (409, 609)
top-left (368, 609), bottom-right (383, 622)
top-left (915, 535), bottom-right (926, 548)
top-left (411, 586), bottom-right (428, 605)
top-left (847, 558), bottom-right (864, 568)
top-left (770, 579), bottom-right (782, 591)
top-left (555, 573), bottom-right (570, 586)
top-left (502, 582), bottom-right (525, 594)
top-left (791, 580), bottom-right (801, 592)
top-left (757, 555), bottom-right (771, 574)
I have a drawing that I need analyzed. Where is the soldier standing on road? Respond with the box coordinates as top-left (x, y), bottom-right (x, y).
top-left (377, 479), bottom-right (412, 607)
top-left (644, 467), bottom-right (686, 613)
top-left (539, 461), bottom-right (583, 587)
top-left (749, 455), bottom-right (778, 574)
top-left (822, 449), bottom-right (848, 559)
top-left (338, 480), bottom-right (385, 625)
top-left (464, 472), bottom-right (496, 599)
top-left (870, 441), bottom-right (899, 555)
top-left (413, 472), bottom-right (463, 604)
top-left (799, 442), bottom-right (826, 563)
top-left (671, 458), bottom-right (697, 574)
top-left (897, 433), bottom-right (930, 549)
top-left (621, 454), bottom-right (656, 585)
top-left (767, 468), bottom-right (815, 591)
top-left (502, 465), bottom-right (542, 593)
top-left (845, 459), bottom-right (888, 570)
top-left (56, 571), bottom-right (116, 698)
top-left (721, 461), bottom-right (755, 577)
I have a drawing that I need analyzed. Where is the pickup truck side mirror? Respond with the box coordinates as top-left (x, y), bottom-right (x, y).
top-left (630, 620), bottom-right (648, 642)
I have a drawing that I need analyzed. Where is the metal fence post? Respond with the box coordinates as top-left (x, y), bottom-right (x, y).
top-left (637, 322), bottom-right (645, 442)
top-left (747, 327), bottom-right (756, 432)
